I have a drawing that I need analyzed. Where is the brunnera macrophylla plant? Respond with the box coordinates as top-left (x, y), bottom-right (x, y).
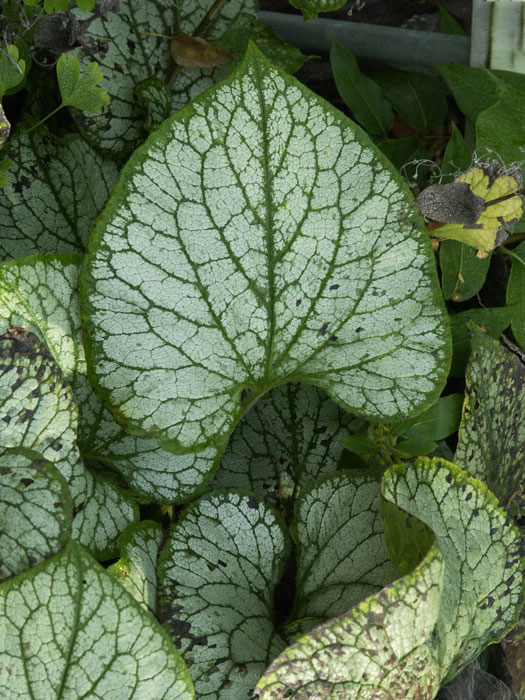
top-left (0, 43), bottom-right (523, 700)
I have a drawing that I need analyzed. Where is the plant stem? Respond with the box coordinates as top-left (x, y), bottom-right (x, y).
top-left (11, 103), bottom-right (64, 141)
top-left (500, 245), bottom-right (525, 268)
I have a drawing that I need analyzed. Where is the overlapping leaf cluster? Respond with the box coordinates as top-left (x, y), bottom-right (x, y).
top-left (0, 1), bottom-right (524, 699)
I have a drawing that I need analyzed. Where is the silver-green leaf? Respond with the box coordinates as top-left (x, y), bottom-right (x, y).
top-left (82, 44), bottom-right (450, 455)
top-left (158, 490), bottom-right (290, 699)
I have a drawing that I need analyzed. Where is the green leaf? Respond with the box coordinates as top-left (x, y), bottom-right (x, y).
top-left (107, 520), bottom-right (164, 613)
top-left (255, 545), bottom-right (444, 699)
top-left (82, 44), bottom-right (450, 455)
top-left (292, 470), bottom-right (397, 625)
top-left (0, 45), bottom-right (26, 100)
top-left (71, 0), bottom-right (256, 154)
top-left (476, 82), bottom-right (525, 165)
top-left (440, 240), bottom-right (491, 301)
top-left (289, 0), bottom-right (346, 21)
top-left (330, 38), bottom-right (394, 137)
top-left (506, 241), bottom-right (525, 350)
top-left (439, 6), bottom-right (467, 35)
top-left (395, 437), bottom-right (437, 456)
top-left (501, 608), bottom-right (525, 699)
top-left (76, 0), bottom-right (95, 10)
top-left (436, 65), bottom-right (501, 125)
top-left (135, 77), bottom-right (172, 133)
top-left (380, 497), bottom-right (433, 576)
top-left (0, 540), bottom-right (194, 699)
top-left (382, 457), bottom-right (524, 683)
top-left (440, 123), bottom-right (472, 182)
top-left (214, 13), bottom-right (309, 76)
top-left (455, 327), bottom-right (525, 513)
top-left (56, 53), bottom-right (109, 113)
top-left (0, 454), bottom-right (72, 582)
top-left (448, 306), bottom-right (513, 377)
top-left (158, 490), bottom-right (290, 700)
top-left (340, 433), bottom-right (377, 456)
top-left (0, 254), bottom-right (220, 503)
top-left (210, 383), bottom-right (361, 511)
top-left (370, 67), bottom-right (448, 132)
top-left (0, 128), bottom-right (118, 260)
top-left (391, 393), bottom-right (463, 442)
top-left (0, 327), bottom-right (138, 558)
top-left (0, 156), bottom-right (11, 189)
top-left (44, 0), bottom-right (68, 11)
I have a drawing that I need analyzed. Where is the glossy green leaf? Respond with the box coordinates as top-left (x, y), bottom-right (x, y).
top-left (0, 327), bottom-right (138, 558)
top-left (506, 241), bottom-right (525, 350)
top-left (0, 454), bottom-right (72, 582)
top-left (56, 53), bottom-right (109, 113)
top-left (370, 67), bottom-right (447, 132)
top-left (292, 470), bottom-right (397, 625)
top-left (0, 254), bottom-right (220, 503)
top-left (108, 520), bottom-right (164, 613)
top-left (210, 383), bottom-right (361, 511)
top-left (391, 393), bottom-right (463, 442)
top-left (455, 327), bottom-right (525, 513)
top-left (0, 540), bottom-right (193, 700)
top-left (289, 0), bottom-right (346, 21)
top-left (440, 240), bottom-right (491, 301)
top-left (0, 45), bottom-right (26, 100)
top-left (382, 457), bottom-right (524, 683)
top-left (82, 45), bottom-right (450, 455)
top-left (0, 128), bottom-right (118, 260)
top-left (214, 13), bottom-right (309, 76)
top-left (448, 306), bottom-right (513, 377)
top-left (330, 39), bottom-right (394, 137)
top-left (135, 77), bottom-right (172, 133)
top-left (255, 545), bottom-right (444, 699)
top-left (158, 490), bottom-right (290, 700)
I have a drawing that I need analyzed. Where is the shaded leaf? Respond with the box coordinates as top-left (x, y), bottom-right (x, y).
top-left (330, 38), bottom-right (394, 137)
top-left (107, 520), bottom-right (163, 613)
top-left (0, 254), bottom-right (220, 503)
top-left (506, 240), bottom-right (525, 351)
top-left (439, 7), bottom-right (467, 36)
top-left (0, 45), bottom-right (26, 100)
top-left (0, 540), bottom-right (193, 699)
top-left (501, 608), bottom-right (525, 699)
top-left (0, 454), bottom-right (72, 582)
top-left (82, 44), bottom-right (450, 455)
top-left (476, 82), bottom-right (525, 165)
top-left (417, 181), bottom-right (485, 226)
top-left (440, 240), bottom-right (491, 301)
top-left (436, 661), bottom-right (519, 700)
top-left (391, 393), bottom-right (463, 442)
top-left (135, 76), bottom-right (172, 133)
top-left (158, 490), bottom-right (290, 700)
top-left (0, 128), bottom-right (118, 260)
top-left (56, 53), bottom-right (109, 113)
top-left (292, 470), bottom-right (397, 625)
top-left (455, 326), bottom-right (525, 513)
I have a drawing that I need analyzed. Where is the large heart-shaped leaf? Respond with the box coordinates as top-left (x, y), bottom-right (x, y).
top-left (0, 254), bottom-right (220, 502)
top-left (255, 545), bottom-right (444, 699)
top-left (82, 45), bottom-right (450, 455)
top-left (0, 540), bottom-right (193, 699)
top-left (0, 327), bottom-right (137, 557)
top-left (0, 454), bottom-right (72, 582)
top-left (0, 129), bottom-right (118, 260)
top-left (158, 490), bottom-right (290, 700)
top-left (210, 382), bottom-right (362, 512)
top-left (455, 327), bottom-right (525, 513)
top-left (291, 470), bottom-right (397, 626)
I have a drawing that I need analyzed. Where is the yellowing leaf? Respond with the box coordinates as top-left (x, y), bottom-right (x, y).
top-left (434, 163), bottom-right (523, 252)
top-left (170, 32), bottom-right (232, 68)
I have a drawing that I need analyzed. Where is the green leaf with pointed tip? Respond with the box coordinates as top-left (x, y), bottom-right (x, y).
top-left (0, 540), bottom-right (194, 700)
top-left (382, 457), bottom-right (524, 683)
top-left (108, 520), bottom-right (164, 613)
top-left (290, 0), bottom-right (347, 21)
top-left (255, 545), bottom-right (444, 699)
top-left (440, 240), bottom-right (491, 302)
top-left (82, 45), bottom-right (450, 455)
top-left (330, 39), bottom-right (394, 137)
top-left (0, 128), bottom-right (118, 260)
top-left (0, 254), bottom-right (221, 503)
top-left (158, 490), bottom-right (290, 700)
top-left (136, 77), bottom-right (172, 133)
top-left (391, 393), bottom-right (463, 442)
top-left (440, 123), bottom-right (472, 182)
top-left (0, 45), bottom-right (25, 100)
top-left (292, 470), bottom-right (397, 626)
top-left (448, 306), bottom-right (513, 377)
top-left (455, 327), bottom-right (525, 514)
top-left (210, 383), bottom-right (362, 511)
top-left (0, 327), bottom-right (138, 558)
top-left (506, 240), bottom-right (525, 350)
top-left (56, 53), bottom-right (109, 113)
top-left (0, 453), bottom-right (72, 582)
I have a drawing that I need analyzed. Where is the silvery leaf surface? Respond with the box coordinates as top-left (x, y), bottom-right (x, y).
top-left (82, 45), bottom-right (450, 455)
